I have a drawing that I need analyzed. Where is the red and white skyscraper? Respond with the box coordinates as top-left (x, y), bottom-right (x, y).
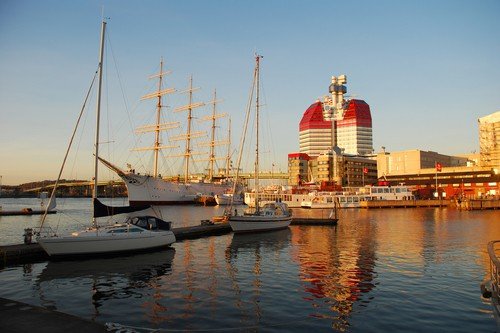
top-left (336, 99), bottom-right (373, 155)
top-left (299, 75), bottom-right (373, 157)
top-left (299, 101), bottom-right (332, 157)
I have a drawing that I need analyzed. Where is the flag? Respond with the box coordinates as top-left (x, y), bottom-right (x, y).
top-left (363, 167), bottom-right (368, 174)
top-left (435, 162), bottom-right (442, 172)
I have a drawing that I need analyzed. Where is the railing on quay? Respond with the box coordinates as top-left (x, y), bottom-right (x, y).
top-left (487, 240), bottom-right (500, 301)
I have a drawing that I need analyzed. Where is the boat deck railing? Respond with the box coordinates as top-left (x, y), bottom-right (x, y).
top-left (487, 240), bottom-right (500, 301)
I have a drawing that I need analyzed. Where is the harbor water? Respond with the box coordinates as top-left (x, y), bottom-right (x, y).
top-left (0, 198), bottom-right (499, 332)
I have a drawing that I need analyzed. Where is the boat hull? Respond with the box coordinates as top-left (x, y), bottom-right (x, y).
top-left (215, 194), bottom-right (244, 205)
top-left (121, 173), bottom-right (232, 206)
top-left (229, 216), bottom-right (291, 233)
top-left (38, 231), bottom-right (175, 256)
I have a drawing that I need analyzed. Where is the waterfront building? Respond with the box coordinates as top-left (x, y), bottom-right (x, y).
top-left (288, 151), bottom-right (377, 187)
top-left (293, 74), bottom-right (376, 187)
top-left (375, 149), bottom-right (499, 198)
top-left (336, 99), bottom-right (373, 156)
top-left (376, 149), bottom-right (468, 178)
top-left (381, 164), bottom-right (499, 199)
top-left (479, 111), bottom-right (500, 168)
top-left (299, 101), bottom-right (332, 157)
top-left (287, 153), bottom-right (311, 185)
top-left (299, 76), bottom-right (373, 157)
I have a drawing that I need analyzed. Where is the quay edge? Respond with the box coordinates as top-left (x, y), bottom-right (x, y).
top-left (0, 297), bottom-right (106, 333)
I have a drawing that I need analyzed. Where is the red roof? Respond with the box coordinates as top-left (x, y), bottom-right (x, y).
top-left (299, 99), bottom-right (372, 131)
top-left (288, 152), bottom-right (310, 160)
top-left (337, 99), bottom-right (372, 128)
top-left (299, 101), bottom-right (331, 131)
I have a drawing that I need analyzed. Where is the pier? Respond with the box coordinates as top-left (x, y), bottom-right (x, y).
top-left (455, 198), bottom-right (500, 210)
top-left (0, 224), bottom-right (232, 267)
top-left (360, 199), bottom-right (451, 209)
top-left (0, 217), bottom-right (335, 267)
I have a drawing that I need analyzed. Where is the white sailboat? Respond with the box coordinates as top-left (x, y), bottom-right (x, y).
top-left (102, 63), bottom-right (233, 206)
top-left (228, 55), bottom-right (292, 233)
top-left (37, 20), bottom-right (176, 257)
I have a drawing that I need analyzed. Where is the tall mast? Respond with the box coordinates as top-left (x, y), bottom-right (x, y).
top-left (133, 59), bottom-right (177, 175)
top-left (254, 54), bottom-right (262, 212)
top-left (153, 58), bottom-right (164, 177)
top-left (208, 89), bottom-right (217, 180)
top-left (172, 76), bottom-right (205, 183)
top-left (225, 116), bottom-right (231, 178)
top-left (184, 76), bottom-right (194, 182)
top-left (229, 56), bottom-right (257, 210)
top-left (199, 91), bottom-right (227, 180)
top-left (92, 20), bottom-right (106, 226)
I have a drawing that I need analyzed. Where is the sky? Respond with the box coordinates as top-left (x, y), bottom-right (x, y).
top-left (1, 0), bottom-right (499, 185)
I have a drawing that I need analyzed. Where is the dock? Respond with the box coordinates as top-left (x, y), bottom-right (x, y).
top-left (0, 217), bottom-right (335, 267)
top-left (291, 217), bottom-right (338, 225)
top-left (455, 198), bottom-right (500, 210)
top-left (0, 224), bottom-right (232, 267)
top-left (0, 209), bottom-right (56, 216)
top-left (360, 199), bottom-right (451, 209)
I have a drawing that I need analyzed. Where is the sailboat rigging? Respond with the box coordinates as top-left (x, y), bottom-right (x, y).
top-left (228, 55), bottom-right (292, 233)
top-left (36, 20), bottom-right (176, 256)
top-left (103, 65), bottom-right (234, 206)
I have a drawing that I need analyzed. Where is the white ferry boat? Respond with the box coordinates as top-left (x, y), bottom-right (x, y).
top-left (301, 185), bottom-right (415, 209)
top-left (244, 192), bottom-right (312, 208)
top-left (245, 185), bottom-right (415, 209)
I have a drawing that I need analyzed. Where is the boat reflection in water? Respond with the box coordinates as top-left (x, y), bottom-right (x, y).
top-left (224, 225), bottom-right (377, 331)
top-left (224, 229), bottom-right (292, 329)
top-left (35, 249), bottom-right (175, 320)
top-left (290, 224), bottom-right (376, 331)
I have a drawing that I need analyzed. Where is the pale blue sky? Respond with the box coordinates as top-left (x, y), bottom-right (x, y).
top-left (1, 0), bottom-right (499, 185)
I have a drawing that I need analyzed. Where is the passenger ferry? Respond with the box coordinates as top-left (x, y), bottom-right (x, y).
top-left (301, 185), bottom-right (415, 209)
top-left (244, 192), bottom-right (311, 208)
top-left (245, 185), bottom-right (415, 209)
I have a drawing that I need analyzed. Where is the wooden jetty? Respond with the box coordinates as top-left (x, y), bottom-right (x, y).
top-left (0, 224), bottom-right (232, 267)
top-left (291, 217), bottom-right (338, 226)
top-left (0, 209), bottom-right (56, 216)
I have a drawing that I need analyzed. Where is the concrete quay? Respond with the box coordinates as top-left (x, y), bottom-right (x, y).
top-left (360, 199), bottom-right (451, 209)
top-left (0, 297), bottom-right (106, 333)
top-left (455, 198), bottom-right (500, 210)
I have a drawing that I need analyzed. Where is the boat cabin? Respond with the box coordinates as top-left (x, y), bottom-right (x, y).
top-left (260, 202), bottom-right (291, 216)
top-left (128, 216), bottom-right (173, 231)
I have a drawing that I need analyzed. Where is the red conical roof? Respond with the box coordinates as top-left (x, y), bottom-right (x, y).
top-left (337, 99), bottom-right (372, 128)
top-left (299, 101), bottom-right (331, 131)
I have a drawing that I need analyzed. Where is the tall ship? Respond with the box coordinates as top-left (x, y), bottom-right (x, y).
top-left (103, 60), bottom-right (233, 206)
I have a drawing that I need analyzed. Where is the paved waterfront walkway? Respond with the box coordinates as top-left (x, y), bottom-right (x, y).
top-left (0, 297), bottom-right (106, 332)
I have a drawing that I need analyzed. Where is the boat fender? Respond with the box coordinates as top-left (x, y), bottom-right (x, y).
top-left (480, 281), bottom-right (492, 298)
top-left (23, 228), bottom-right (33, 245)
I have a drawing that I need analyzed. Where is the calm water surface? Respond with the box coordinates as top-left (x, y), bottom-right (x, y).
top-left (0, 198), bottom-right (499, 332)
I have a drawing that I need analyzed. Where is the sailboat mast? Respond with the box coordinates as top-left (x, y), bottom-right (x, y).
top-left (226, 117), bottom-right (231, 178)
top-left (92, 20), bottom-right (106, 226)
top-left (254, 55), bottom-right (261, 212)
top-left (184, 76), bottom-right (194, 183)
top-left (153, 58), bottom-right (164, 178)
top-left (208, 89), bottom-right (217, 180)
